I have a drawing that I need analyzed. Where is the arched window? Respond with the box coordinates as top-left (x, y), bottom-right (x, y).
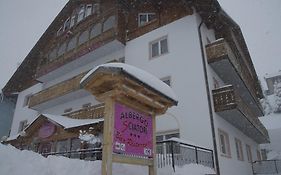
top-left (103, 16), bottom-right (115, 32)
top-left (57, 42), bottom-right (66, 56)
top-left (48, 47), bottom-right (57, 61)
top-left (90, 23), bottom-right (102, 38)
top-left (78, 30), bottom-right (89, 45)
top-left (67, 35), bottom-right (77, 51)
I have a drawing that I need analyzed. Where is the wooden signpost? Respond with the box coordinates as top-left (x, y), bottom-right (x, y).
top-left (80, 64), bottom-right (177, 175)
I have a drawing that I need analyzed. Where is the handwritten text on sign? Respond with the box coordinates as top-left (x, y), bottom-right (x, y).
top-left (113, 103), bottom-right (153, 158)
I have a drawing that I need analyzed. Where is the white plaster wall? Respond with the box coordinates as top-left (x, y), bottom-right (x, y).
top-left (10, 83), bottom-right (42, 136)
top-left (214, 115), bottom-right (260, 175)
top-left (125, 15), bottom-right (213, 149)
top-left (200, 14), bottom-right (262, 174)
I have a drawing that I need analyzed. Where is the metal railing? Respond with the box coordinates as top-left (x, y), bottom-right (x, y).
top-left (41, 148), bottom-right (102, 161)
top-left (252, 160), bottom-right (281, 174)
top-left (156, 140), bottom-right (214, 171)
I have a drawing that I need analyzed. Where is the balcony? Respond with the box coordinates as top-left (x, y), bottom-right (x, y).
top-left (206, 38), bottom-right (263, 116)
top-left (36, 8), bottom-right (126, 82)
top-left (29, 72), bottom-right (90, 111)
top-left (64, 104), bottom-right (105, 119)
top-left (212, 85), bottom-right (269, 144)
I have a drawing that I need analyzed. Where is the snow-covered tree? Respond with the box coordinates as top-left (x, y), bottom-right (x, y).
top-left (260, 97), bottom-right (273, 115)
top-left (273, 81), bottom-right (281, 113)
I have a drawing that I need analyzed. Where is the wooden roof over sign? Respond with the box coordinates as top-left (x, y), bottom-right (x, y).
top-left (81, 63), bottom-right (178, 115)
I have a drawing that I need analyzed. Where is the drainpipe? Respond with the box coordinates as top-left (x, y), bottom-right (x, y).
top-left (198, 20), bottom-right (221, 175)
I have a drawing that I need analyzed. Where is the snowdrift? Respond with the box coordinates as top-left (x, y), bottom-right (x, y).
top-left (0, 144), bottom-right (215, 175)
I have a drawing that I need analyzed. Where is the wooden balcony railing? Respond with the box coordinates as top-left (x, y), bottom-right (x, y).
top-left (36, 8), bottom-right (125, 78)
top-left (29, 72), bottom-right (87, 108)
top-left (212, 85), bottom-right (269, 143)
top-left (64, 104), bottom-right (105, 119)
top-left (206, 39), bottom-right (262, 111)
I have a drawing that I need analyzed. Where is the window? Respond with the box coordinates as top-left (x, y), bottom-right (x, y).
top-left (218, 129), bottom-right (231, 157)
top-left (23, 94), bottom-right (32, 107)
top-left (257, 150), bottom-right (262, 161)
top-left (246, 144), bottom-right (252, 162)
top-left (70, 138), bottom-right (81, 159)
top-left (57, 26), bottom-right (63, 36)
top-left (77, 5), bottom-right (85, 23)
top-left (67, 35), bottom-right (77, 51)
top-left (18, 120), bottom-right (28, 133)
top-left (70, 15), bottom-right (76, 28)
top-left (138, 13), bottom-right (156, 26)
top-left (85, 4), bottom-right (92, 17)
top-left (57, 42), bottom-right (66, 56)
top-left (261, 149), bottom-right (267, 160)
top-left (78, 30), bottom-right (89, 45)
top-left (64, 17), bottom-right (70, 31)
top-left (235, 138), bottom-right (244, 161)
top-left (90, 23), bottom-right (102, 38)
top-left (150, 36), bottom-right (168, 59)
top-left (156, 131), bottom-right (180, 154)
top-left (56, 140), bottom-right (68, 153)
top-left (161, 76), bottom-right (171, 86)
top-left (103, 16), bottom-right (116, 32)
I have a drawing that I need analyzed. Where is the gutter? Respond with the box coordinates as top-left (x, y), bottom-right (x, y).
top-left (198, 19), bottom-right (221, 175)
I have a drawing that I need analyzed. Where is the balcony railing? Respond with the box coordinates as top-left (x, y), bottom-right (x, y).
top-left (156, 140), bottom-right (214, 172)
top-left (212, 85), bottom-right (269, 143)
top-left (252, 160), bottom-right (281, 174)
top-left (36, 8), bottom-right (125, 79)
top-left (29, 72), bottom-right (87, 108)
top-left (64, 104), bottom-right (105, 119)
top-left (206, 38), bottom-right (263, 116)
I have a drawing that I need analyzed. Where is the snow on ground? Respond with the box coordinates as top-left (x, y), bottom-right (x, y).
top-left (0, 144), bottom-right (215, 175)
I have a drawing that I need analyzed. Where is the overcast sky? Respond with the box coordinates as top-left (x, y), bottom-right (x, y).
top-left (0, 0), bottom-right (280, 90)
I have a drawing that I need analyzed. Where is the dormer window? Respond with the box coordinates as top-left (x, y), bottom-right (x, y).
top-left (85, 4), bottom-right (92, 17)
top-left (138, 13), bottom-right (156, 27)
top-left (77, 5), bottom-right (85, 23)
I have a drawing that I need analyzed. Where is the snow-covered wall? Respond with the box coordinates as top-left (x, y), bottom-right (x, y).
top-left (10, 84), bottom-right (42, 136)
top-left (125, 15), bottom-right (213, 149)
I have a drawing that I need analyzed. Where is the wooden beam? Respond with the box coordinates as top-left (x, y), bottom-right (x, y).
top-left (112, 154), bottom-right (154, 166)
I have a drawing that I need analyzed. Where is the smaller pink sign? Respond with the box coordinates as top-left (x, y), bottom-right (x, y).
top-left (38, 122), bottom-right (56, 139)
top-left (113, 103), bottom-right (153, 158)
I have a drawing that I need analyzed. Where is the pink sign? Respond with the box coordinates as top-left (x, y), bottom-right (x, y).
top-left (113, 103), bottom-right (153, 158)
top-left (38, 122), bottom-right (56, 139)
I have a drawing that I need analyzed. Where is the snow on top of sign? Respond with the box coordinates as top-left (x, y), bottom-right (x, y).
top-left (80, 63), bottom-right (178, 103)
top-left (42, 114), bottom-right (104, 129)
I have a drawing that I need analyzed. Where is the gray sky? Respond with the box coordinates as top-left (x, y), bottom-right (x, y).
top-left (0, 0), bottom-right (280, 90)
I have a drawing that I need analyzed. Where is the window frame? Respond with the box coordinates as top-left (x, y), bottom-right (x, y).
top-left (235, 138), bottom-right (244, 161)
top-left (246, 144), bottom-right (253, 163)
top-left (149, 36), bottom-right (169, 59)
top-left (138, 13), bottom-right (156, 27)
top-left (18, 120), bottom-right (28, 133)
top-left (218, 129), bottom-right (231, 158)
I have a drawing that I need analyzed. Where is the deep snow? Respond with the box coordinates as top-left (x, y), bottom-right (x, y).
top-left (0, 144), bottom-right (215, 175)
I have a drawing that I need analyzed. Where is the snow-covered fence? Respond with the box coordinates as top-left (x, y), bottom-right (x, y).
top-left (41, 147), bottom-right (102, 161)
top-left (252, 160), bottom-right (281, 174)
top-left (156, 140), bottom-right (214, 171)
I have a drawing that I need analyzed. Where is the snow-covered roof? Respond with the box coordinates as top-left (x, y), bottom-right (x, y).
top-left (80, 63), bottom-right (178, 103)
top-left (6, 134), bottom-right (20, 141)
top-left (26, 114), bottom-right (104, 130)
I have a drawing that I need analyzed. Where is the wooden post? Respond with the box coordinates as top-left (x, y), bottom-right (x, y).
top-left (102, 97), bottom-right (115, 175)
top-left (149, 113), bottom-right (156, 175)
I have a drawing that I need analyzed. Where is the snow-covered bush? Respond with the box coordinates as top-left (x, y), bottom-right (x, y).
top-left (273, 82), bottom-right (281, 113)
